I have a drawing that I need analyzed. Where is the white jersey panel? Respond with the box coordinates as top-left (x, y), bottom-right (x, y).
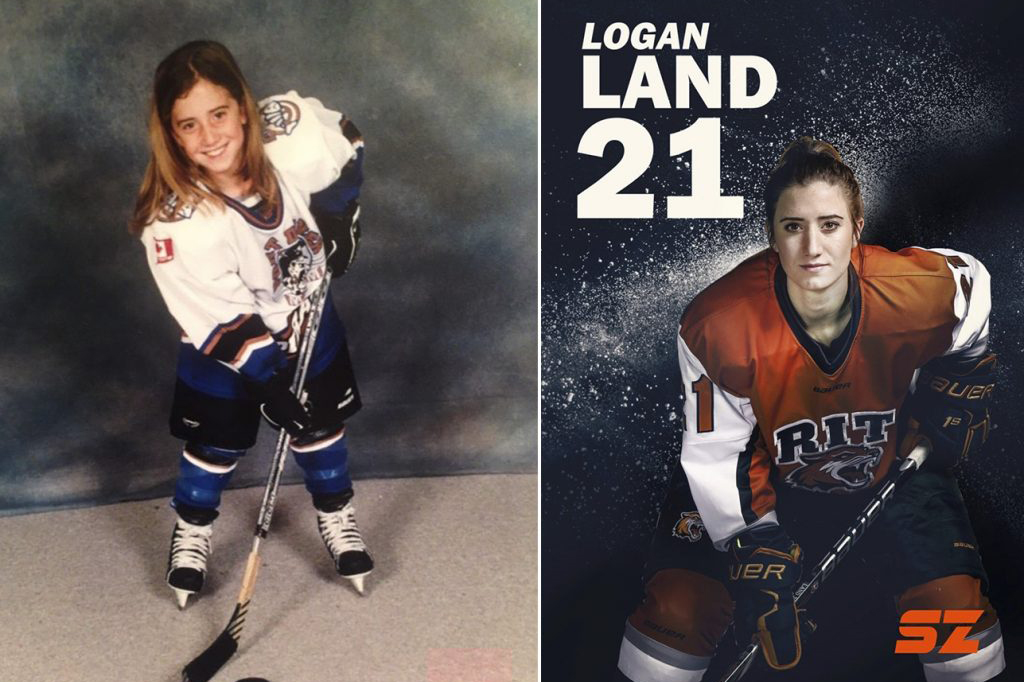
top-left (677, 333), bottom-right (763, 549)
top-left (922, 247), bottom-right (991, 359)
top-left (260, 91), bottom-right (357, 199)
top-left (142, 211), bottom-right (259, 347)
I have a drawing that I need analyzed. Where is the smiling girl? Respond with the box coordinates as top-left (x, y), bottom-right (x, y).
top-left (617, 138), bottom-right (1003, 682)
top-left (131, 41), bottom-right (371, 608)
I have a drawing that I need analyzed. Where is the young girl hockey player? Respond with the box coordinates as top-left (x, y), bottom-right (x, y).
top-left (131, 41), bottom-right (371, 608)
top-left (617, 138), bottom-right (1003, 682)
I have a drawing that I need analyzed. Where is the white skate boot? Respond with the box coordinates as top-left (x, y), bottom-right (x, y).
top-left (316, 503), bottom-right (374, 595)
top-left (166, 517), bottom-right (213, 609)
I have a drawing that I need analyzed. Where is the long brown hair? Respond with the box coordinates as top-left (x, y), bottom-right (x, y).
top-left (763, 137), bottom-right (864, 245)
top-left (129, 40), bottom-right (278, 234)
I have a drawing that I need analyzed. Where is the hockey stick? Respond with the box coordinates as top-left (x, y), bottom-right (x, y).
top-left (717, 442), bottom-right (931, 682)
top-left (182, 269), bottom-right (333, 682)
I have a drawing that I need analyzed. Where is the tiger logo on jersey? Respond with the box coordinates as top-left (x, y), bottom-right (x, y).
top-left (774, 410), bottom-right (894, 494)
top-left (783, 444), bottom-right (883, 493)
top-left (671, 511), bottom-right (705, 543)
top-left (261, 99), bottom-right (301, 142)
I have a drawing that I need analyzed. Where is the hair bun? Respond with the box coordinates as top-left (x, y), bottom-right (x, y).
top-left (779, 136), bottom-right (843, 165)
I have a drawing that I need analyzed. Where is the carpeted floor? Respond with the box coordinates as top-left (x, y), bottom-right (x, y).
top-left (0, 473), bottom-right (537, 682)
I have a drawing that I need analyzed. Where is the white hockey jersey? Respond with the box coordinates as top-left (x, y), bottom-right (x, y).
top-left (141, 92), bottom-right (361, 383)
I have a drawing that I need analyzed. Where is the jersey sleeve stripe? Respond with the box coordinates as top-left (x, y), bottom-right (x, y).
top-left (200, 314), bottom-right (253, 355)
top-left (200, 315), bottom-right (285, 382)
top-left (232, 334), bottom-right (277, 369)
top-left (735, 427), bottom-right (764, 526)
top-left (309, 147), bottom-right (364, 215)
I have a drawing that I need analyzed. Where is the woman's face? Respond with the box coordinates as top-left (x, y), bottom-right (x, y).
top-left (770, 180), bottom-right (862, 295)
top-left (170, 78), bottom-right (247, 192)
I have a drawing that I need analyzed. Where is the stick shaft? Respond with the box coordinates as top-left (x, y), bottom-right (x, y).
top-left (718, 444), bottom-right (930, 682)
top-left (238, 545), bottom-right (262, 605)
top-left (253, 271), bottom-right (332, 540)
top-left (181, 271), bottom-right (334, 682)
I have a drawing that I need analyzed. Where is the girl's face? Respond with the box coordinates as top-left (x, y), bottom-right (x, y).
top-left (170, 78), bottom-right (247, 192)
top-left (770, 180), bottom-right (862, 295)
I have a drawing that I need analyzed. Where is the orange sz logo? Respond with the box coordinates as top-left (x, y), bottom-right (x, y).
top-left (894, 610), bottom-right (983, 654)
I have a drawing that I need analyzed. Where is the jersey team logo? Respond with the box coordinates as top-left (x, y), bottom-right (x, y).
top-left (774, 410), bottom-right (895, 494)
top-left (784, 444), bottom-right (883, 493)
top-left (671, 511), bottom-right (705, 542)
top-left (263, 218), bottom-right (324, 304)
top-left (278, 241), bottom-right (315, 297)
top-left (261, 99), bottom-right (301, 142)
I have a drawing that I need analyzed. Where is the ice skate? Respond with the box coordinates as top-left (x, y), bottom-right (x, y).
top-left (166, 516), bottom-right (213, 609)
top-left (316, 503), bottom-right (373, 595)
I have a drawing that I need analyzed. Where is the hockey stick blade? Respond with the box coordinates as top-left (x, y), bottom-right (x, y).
top-left (181, 602), bottom-right (247, 682)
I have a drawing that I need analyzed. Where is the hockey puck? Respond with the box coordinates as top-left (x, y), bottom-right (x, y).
top-left (235, 678), bottom-right (270, 682)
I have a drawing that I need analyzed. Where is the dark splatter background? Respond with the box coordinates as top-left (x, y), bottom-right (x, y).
top-left (542, 1), bottom-right (1023, 680)
top-left (0, 0), bottom-right (536, 514)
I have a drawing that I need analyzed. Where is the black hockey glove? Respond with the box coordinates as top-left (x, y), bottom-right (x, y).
top-left (245, 366), bottom-right (312, 438)
top-left (729, 525), bottom-right (812, 671)
top-left (905, 353), bottom-right (995, 468)
top-left (311, 200), bottom-right (360, 279)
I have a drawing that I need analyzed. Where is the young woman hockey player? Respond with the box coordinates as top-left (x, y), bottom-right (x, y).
top-left (617, 138), bottom-right (1002, 682)
top-left (130, 41), bottom-right (371, 608)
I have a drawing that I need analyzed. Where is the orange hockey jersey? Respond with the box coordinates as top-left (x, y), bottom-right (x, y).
top-left (677, 244), bottom-right (990, 549)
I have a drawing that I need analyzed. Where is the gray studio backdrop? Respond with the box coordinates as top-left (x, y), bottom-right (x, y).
top-left (0, 1), bottom-right (537, 514)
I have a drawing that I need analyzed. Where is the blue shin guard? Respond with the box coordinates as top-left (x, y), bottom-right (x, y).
top-left (172, 444), bottom-right (244, 514)
top-left (291, 430), bottom-right (352, 496)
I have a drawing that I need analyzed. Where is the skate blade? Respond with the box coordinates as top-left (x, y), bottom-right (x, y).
top-left (173, 588), bottom-right (193, 610)
top-left (343, 572), bottom-right (371, 595)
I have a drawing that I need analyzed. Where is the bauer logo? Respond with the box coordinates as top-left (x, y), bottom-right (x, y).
top-left (813, 382), bottom-right (851, 394)
top-left (895, 610), bottom-right (983, 654)
top-left (155, 238), bottom-right (174, 264)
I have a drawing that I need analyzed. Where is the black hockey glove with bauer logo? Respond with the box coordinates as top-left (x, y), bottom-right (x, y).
top-left (729, 524), bottom-right (813, 671)
top-left (245, 365), bottom-right (312, 439)
top-left (905, 353), bottom-right (995, 468)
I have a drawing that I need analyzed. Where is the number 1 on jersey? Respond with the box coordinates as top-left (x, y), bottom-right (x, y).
top-left (691, 375), bottom-right (714, 433)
